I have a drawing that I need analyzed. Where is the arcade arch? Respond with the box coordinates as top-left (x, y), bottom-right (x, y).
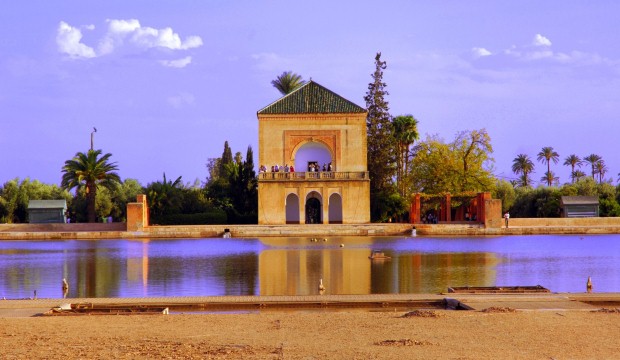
top-left (328, 193), bottom-right (343, 224)
top-left (285, 193), bottom-right (300, 224)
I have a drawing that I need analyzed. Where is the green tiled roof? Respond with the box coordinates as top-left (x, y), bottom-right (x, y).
top-left (258, 80), bottom-right (366, 114)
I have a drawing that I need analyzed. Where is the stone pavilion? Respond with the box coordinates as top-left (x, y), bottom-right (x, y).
top-left (257, 81), bottom-right (370, 224)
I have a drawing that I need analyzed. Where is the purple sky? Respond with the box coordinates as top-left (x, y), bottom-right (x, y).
top-left (1, 1), bottom-right (619, 187)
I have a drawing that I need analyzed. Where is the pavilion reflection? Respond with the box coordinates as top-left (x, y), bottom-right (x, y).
top-left (259, 248), bottom-right (499, 295)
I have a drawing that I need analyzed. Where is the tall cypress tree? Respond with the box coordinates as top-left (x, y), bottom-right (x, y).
top-left (364, 52), bottom-right (398, 221)
top-left (220, 141), bottom-right (233, 176)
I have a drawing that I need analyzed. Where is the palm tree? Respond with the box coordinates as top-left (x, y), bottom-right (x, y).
top-left (512, 154), bottom-right (535, 187)
top-left (572, 170), bottom-right (586, 182)
top-left (595, 160), bottom-right (608, 183)
top-left (537, 147), bottom-right (559, 186)
top-left (540, 171), bottom-right (559, 187)
top-left (271, 71), bottom-right (306, 95)
top-left (61, 149), bottom-right (120, 223)
top-left (583, 154), bottom-right (602, 179)
top-left (563, 154), bottom-right (582, 183)
top-left (392, 114), bottom-right (419, 196)
top-left (146, 173), bottom-right (183, 218)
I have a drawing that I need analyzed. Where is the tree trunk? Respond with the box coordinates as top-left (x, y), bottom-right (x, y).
top-left (87, 183), bottom-right (97, 223)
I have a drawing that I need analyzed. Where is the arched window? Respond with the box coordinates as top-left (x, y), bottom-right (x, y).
top-left (328, 193), bottom-right (343, 224)
top-left (285, 193), bottom-right (300, 224)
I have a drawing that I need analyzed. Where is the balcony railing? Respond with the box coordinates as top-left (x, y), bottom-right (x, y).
top-left (258, 171), bottom-right (369, 181)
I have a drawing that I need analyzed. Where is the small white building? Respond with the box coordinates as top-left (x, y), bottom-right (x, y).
top-left (560, 196), bottom-right (599, 218)
top-left (28, 200), bottom-right (67, 223)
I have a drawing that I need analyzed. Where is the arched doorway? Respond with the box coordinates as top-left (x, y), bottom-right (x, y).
top-left (285, 193), bottom-right (300, 224)
top-left (305, 191), bottom-right (322, 224)
top-left (328, 193), bottom-right (343, 224)
top-left (294, 141), bottom-right (332, 172)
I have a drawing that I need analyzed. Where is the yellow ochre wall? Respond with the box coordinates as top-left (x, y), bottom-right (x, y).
top-left (257, 112), bottom-right (370, 224)
top-left (258, 113), bottom-right (367, 172)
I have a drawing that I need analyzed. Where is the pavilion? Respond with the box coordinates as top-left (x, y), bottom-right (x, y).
top-left (257, 81), bottom-right (370, 224)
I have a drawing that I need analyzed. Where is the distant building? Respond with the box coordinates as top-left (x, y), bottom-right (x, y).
top-left (560, 196), bottom-right (599, 217)
top-left (28, 200), bottom-right (67, 223)
top-left (257, 80), bottom-right (370, 224)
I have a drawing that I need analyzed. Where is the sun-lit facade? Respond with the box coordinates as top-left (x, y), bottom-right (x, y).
top-left (257, 81), bottom-right (370, 224)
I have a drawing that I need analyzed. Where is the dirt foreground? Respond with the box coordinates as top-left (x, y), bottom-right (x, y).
top-left (1, 309), bottom-right (619, 359)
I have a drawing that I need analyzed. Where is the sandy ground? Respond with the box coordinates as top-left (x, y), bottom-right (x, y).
top-left (1, 309), bottom-right (619, 359)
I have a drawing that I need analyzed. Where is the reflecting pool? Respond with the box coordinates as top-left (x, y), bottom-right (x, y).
top-left (1, 235), bottom-right (619, 299)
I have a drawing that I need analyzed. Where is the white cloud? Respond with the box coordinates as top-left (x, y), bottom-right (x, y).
top-left (56, 21), bottom-right (96, 58)
top-left (472, 47), bottom-right (492, 58)
top-left (101, 19), bottom-right (203, 54)
top-left (57, 19), bottom-right (203, 64)
top-left (167, 92), bottom-right (195, 108)
top-left (159, 56), bottom-right (192, 68)
top-left (533, 34), bottom-right (552, 47)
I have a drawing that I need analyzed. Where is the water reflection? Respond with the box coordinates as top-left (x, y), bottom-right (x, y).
top-left (1, 235), bottom-right (619, 299)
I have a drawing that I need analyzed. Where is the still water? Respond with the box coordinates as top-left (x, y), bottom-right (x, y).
top-left (1, 235), bottom-right (619, 299)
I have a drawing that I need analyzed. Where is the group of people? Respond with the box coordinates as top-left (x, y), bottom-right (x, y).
top-left (259, 164), bottom-right (295, 173)
top-left (424, 212), bottom-right (438, 224)
top-left (308, 162), bottom-right (333, 172)
top-left (258, 162), bottom-right (334, 173)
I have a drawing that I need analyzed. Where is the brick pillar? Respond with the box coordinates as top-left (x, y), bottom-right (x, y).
top-left (477, 192), bottom-right (491, 224)
top-left (127, 194), bottom-right (148, 231)
top-left (410, 193), bottom-right (421, 223)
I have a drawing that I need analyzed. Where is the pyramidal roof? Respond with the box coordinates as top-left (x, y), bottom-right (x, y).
top-left (258, 80), bottom-right (366, 115)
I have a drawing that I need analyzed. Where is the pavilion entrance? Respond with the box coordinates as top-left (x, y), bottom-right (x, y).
top-left (305, 192), bottom-right (322, 224)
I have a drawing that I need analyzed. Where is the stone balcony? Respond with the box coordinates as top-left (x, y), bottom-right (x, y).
top-left (258, 171), bottom-right (369, 181)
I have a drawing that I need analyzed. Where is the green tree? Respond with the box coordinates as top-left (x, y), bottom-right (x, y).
top-left (109, 179), bottom-right (144, 221)
top-left (563, 154), bottom-right (582, 183)
top-left (61, 149), bottom-right (120, 223)
top-left (392, 114), bottom-right (419, 197)
top-left (220, 141), bottom-right (234, 176)
top-left (365, 52), bottom-right (399, 221)
top-left (537, 147), bottom-right (560, 186)
top-left (271, 71), bottom-right (306, 95)
top-left (407, 130), bottom-right (494, 195)
top-left (453, 129), bottom-right (494, 192)
top-left (0, 178), bottom-right (71, 223)
top-left (492, 179), bottom-right (516, 213)
top-left (584, 154), bottom-right (602, 180)
top-left (512, 154), bottom-right (535, 188)
top-left (146, 173), bottom-right (183, 219)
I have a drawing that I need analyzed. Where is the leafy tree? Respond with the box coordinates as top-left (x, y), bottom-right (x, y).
top-left (392, 114), bottom-right (419, 197)
top-left (365, 52), bottom-right (399, 221)
top-left (512, 154), bottom-right (534, 188)
top-left (408, 131), bottom-right (494, 195)
top-left (146, 173), bottom-right (183, 218)
top-left (563, 154), bottom-right (582, 183)
top-left (492, 179), bottom-right (516, 213)
top-left (537, 147), bottom-right (560, 186)
top-left (583, 154), bottom-right (602, 180)
top-left (271, 71), bottom-right (306, 95)
top-left (109, 179), bottom-right (144, 221)
top-left (0, 178), bottom-right (71, 223)
top-left (61, 149), bottom-right (120, 223)
top-left (453, 129), bottom-right (494, 192)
